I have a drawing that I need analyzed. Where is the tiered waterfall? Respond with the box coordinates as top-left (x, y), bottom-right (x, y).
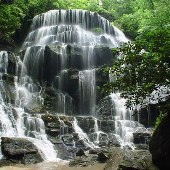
top-left (0, 10), bottom-right (145, 161)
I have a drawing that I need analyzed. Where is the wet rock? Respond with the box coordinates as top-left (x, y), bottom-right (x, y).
top-left (1, 137), bottom-right (43, 165)
top-left (0, 74), bottom-right (16, 104)
top-left (93, 47), bottom-right (114, 67)
top-left (97, 96), bottom-right (114, 121)
top-left (149, 112), bottom-right (170, 169)
top-left (76, 149), bottom-right (86, 156)
top-left (104, 147), bottom-right (124, 170)
top-left (69, 152), bottom-right (98, 167)
top-left (133, 127), bottom-right (151, 145)
top-left (135, 144), bottom-right (149, 150)
top-left (43, 46), bottom-right (61, 84)
top-left (75, 140), bottom-right (88, 150)
top-left (97, 152), bottom-right (108, 163)
top-left (108, 133), bottom-right (121, 147)
top-left (46, 128), bottom-right (60, 136)
top-left (7, 51), bottom-right (18, 75)
top-left (69, 156), bottom-right (94, 167)
top-left (1, 137), bottom-right (38, 156)
top-left (117, 150), bottom-right (158, 170)
top-left (41, 114), bottom-right (58, 125)
top-left (61, 135), bottom-right (74, 146)
top-left (21, 153), bottom-right (43, 165)
top-left (24, 102), bottom-right (43, 114)
top-left (76, 117), bottom-right (95, 133)
top-left (100, 120), bottom-right (115, 133)
top-left (118, 159), bottom-right (145, 170)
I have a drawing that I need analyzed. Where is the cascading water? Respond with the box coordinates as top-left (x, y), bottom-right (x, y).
top-left (110, 93), bottom-right (144, 148)
top-left (0, 51), bottom-right (57, 160)
top-left (20, 9), bottom-right (129, 117)
top-left (0, 9), bottom-right (142, 162)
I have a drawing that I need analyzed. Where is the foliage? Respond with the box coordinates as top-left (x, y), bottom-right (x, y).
top-left (104, 28), bottom-right (170, 108)
top-left (0, 0), bottom-right (28, 43)
top-left (91, 27), bottom-right (104, 34)
top-left (154, 112), bottom-right (167, 130)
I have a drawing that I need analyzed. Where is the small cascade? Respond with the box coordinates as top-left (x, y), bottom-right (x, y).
top-left (93, 117), bottom-right (100, 145)
top-left (0, 98), bottom-right (17, 138)
top-left (92, 117), bottom-right (108, 146)
top-left (0, 50), bottom-right (57, 160)
top-left (0, 51), bottom-right (8, 74)
top-left (79, 70), bottom-right (96, 115)
top-left (13, 106), bottom-right (57, 161)
top-left (72, 117), bottom-right (96, 149)
top-left (110, 93), bottom-right (144, 147)
top-left (58, 116), bottom-right (68, 135)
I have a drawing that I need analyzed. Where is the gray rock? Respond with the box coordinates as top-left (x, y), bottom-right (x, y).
top-left (149, 112), bottom-right (170, 170)
top-left (133, 127), bottom-right (151, 145)
top-left (1, 137), bottom-right (43, 165)
top-left (1, 137), bottom-right (38, 156)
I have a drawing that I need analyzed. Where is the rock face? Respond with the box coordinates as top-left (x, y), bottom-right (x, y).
top-left (149, 112), bottom-right (170, 170)
top-left (118, 150), bottom-right (159, 170)
top-left (105, 148), bottom-right (158, 170)
top-left (133, 127), bottom-right (151, 150)
top-left (1, 137), bottom-right (43, 165)
top-left (19, 44), bottom-right (114, 115)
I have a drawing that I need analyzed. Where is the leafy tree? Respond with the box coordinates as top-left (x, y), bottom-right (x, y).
top-left (104, 28), bottom-right (170, 109)
top-left (0, 0), bottom-right (28, 45)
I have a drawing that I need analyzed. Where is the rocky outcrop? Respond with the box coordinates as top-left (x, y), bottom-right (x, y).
top-left (105, 148), bottom-right (158, 170)
top-left (97, 96), bottom-right (113, 121)
top-left (117, 150), bottom-right (158, 170)
top-left (133, 127), bottom-right (151, 150)
top-left (1, 137), bottom-right (43, 165)
top-left (149, 112), bottom-right (170, 170)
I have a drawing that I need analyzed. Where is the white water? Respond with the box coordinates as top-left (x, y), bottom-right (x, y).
top-left (0, 9), bottom-right (132, 161)
top-left (0, 51), bottom-right (57, 160)
top-left (110, 93), bottom-right (144, 148)
top-left (72, 118), bottom-right (96, 149)
top-left (79, 70), bottom-right (96, 115)
top-left (20, 9), bottom-right (129, 118)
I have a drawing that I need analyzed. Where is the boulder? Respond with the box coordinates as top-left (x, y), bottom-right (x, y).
top-left (104, 147), bottom-right (124, 170)
top-left (76, 117), bottom-right (95, 133)
top-left (1, 137), bottom-right (43, 165)
top-left (117, 150), bottom-right (158, 170)
top-left (69, 155), bottom-right (96, 167)
top-left (97, 152), bottom-right (108, 163)
top-left (149, 112), bottom-right (170, 169)
top-left (133, 127), bottom-right (151, 145)
top-left (108, 133), bottom-right (121, 147)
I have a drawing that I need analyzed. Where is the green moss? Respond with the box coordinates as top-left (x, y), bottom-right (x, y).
top-left (154, 112), bottom-right (167, 130)
top-left (90, 27), bottom-right (104, 34)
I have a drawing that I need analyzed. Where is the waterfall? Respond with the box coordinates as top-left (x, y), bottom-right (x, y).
top-left (0, 9), bottom-right (132, 161)
top-left (20, 9), bottom-right (127, 117)
top-left (0, 52), bottom-right (57, 160)
top-left (79, 69), bottom-right (96, 115)
top-left (110, 93), bottom-right (144, 148)
top-left (0, 51), bottom-right (8, 74)
top-left (72, 117), bottom-right (96, 149)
